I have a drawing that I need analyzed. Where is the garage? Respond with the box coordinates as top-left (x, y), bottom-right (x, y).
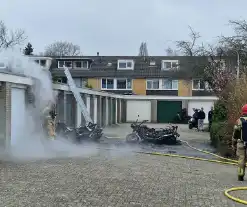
top-left (188, 100), bottom-right (215, 124)
top-left (157, 101), bottom-right (182, 123)
top-left (126, 100), bottom-right (151, 122)
top-left (11, 86), bottom-right (26, 146)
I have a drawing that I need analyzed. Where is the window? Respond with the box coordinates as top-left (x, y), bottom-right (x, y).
top-left (162, 79), bottom-right (178, 90)
top-left (161, 60), bottom-right (179, 70)
top-left (146, 79), bottom-right (159, 89)
top-left (34, 59), bottom-right (46, 67)
top-left (40, 60), bottom-right (46, 67)
top-left (117, 60), bottom-right (134, 70)
top-left (101, 78), bottom-right (114, 89)
top-left (149, 61), bottom-right (156, 66)
top-left (58, 61), bottom-right (72, 68)
top-left (74, 61), bottom-right (88, 69)
top-left (192, 79), bottom-right (210, 90)
top-left (116, 79), bottom-right (132, 89)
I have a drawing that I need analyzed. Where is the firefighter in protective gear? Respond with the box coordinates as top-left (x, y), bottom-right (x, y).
top-left (42, 105), bottom-right (56, 140)
top-left (232, 104), bottom-right (247, 181)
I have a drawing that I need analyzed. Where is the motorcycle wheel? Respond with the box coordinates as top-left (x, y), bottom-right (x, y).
top-left (188, 124), bottom-right (193, 129)
top-left (126, 133), bottom-right (139, 143)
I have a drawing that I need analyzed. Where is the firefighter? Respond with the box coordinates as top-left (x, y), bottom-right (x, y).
top-left (42, 104), bottom-right (56, 140)
top-left (232, 104), bottom-right (247, 181)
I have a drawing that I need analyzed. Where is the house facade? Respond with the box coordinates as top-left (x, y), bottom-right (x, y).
top-left (49, 55), bottom-right (233, 96)
top-left (8, 55), bottom-right (231, 123)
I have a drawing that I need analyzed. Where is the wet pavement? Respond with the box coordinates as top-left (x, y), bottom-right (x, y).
top-left (101, 123), bottom-right (217, 160)
top-left (2, 124), bottom-right (245, 207)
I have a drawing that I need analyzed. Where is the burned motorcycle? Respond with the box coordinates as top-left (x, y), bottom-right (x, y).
top-left (56, 121), bottom-right (103, 143)
top-left (126, 119), bottom-right (180, 145)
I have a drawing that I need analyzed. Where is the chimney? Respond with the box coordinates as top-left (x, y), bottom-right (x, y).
top-left (97, 52), bottom-right (99, 56)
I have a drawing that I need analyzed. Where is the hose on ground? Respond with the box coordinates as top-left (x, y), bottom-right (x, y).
top-left (104, 138), bottom-right (247, 205)
top-left (135, 139), bottom-right (247, 205)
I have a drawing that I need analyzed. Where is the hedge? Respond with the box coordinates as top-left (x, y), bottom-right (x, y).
top-left (210, 121), bottom-right (234, 158)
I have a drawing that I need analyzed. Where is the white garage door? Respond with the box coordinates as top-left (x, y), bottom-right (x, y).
top-left (11, 87), bottom-right (26, 146)
top-left (188, 100), bottom-right (214, 124)
top-left (127, 100), bottom-right (151, 122)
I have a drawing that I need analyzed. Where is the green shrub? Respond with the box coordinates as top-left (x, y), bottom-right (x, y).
top-left (85, 82), bottom-right (93, 89)
top-left (210, 121), bottom-right (234, 157)
top-left (213, 100), bottom-right (227, 122)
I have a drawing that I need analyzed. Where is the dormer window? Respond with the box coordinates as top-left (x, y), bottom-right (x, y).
top-left (117, 60), bottom-right (134, 70)
top-left (161, 60), bottom-right (179, 70)
top-left (74, 61), bottom-right (88, 69)
top-left (58, 61), bottom-right (72, 68)
top-left (34, 59), bottom-right (46, 67)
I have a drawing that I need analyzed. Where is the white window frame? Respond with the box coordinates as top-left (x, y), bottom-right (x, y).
top-left (161, 79), bottom-right (178, 90)
top-left (161, 60), bottom-right (179, 70)
top-left (146, 79), bottom-right (179, 90)
top-left (146, 79), bottom-right (160, 90)
top-left (116, 78), bottom-right (132, 90)
top-left (58, 61), bottom-right (72, 68)
top-left (192, 79), bottom-right (211, 91)
top-left (101, 78), bottom-right (115, 90)
top-left (117, 60), bottom-right (134, 70)
top-left (74, 61), bottom-right (89, 69)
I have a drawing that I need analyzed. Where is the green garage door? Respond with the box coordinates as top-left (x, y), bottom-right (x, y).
top-left (157, 101), bottom-right (182, 123)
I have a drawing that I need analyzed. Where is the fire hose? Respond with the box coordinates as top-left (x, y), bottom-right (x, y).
top-left (140, 139), bottom-right (247, 205)
top-left (103, 138), bottom-right (247, 205)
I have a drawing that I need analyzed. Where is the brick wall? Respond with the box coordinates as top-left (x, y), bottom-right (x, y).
top-left (0, 83), bottom-right (11, 149)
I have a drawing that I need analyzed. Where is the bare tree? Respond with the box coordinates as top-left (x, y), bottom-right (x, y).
top-left (138, 42), bottom-right (148, 56)
top-left (0, 20), bottom-right (26, 49)
top-left (165, 47), bottom-right (179, 56)
top-left (44, 41), bottom-right (80, 56)
top-left (176, 26), bottom-right (203, 56)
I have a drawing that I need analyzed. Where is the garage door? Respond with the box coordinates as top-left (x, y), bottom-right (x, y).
top-left (188, 100), bottom-right (214, 124)
top-left (157, 101), bottom-right (182, 123)
top-left (11, 87), bottom-right (26, 146)
top-left (126, 100), bottom-right (151, 122)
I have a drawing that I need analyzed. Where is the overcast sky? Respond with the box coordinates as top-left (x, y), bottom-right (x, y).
top-left (0, 0), bottom-right (246, 55)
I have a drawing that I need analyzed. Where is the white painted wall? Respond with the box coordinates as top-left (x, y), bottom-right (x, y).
top-left (11, 87), bottom-right (26, 146)
top-left (126, 100), bottom-right (151, 122)
top-left (188, 100), bottom-right (214, 124)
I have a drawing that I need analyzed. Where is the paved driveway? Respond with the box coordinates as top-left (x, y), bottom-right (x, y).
top-left (0, 124), bottom-right (246, 207)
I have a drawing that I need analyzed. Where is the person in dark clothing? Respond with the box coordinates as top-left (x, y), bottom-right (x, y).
top-left (208, 107), bottom-right (214, 131)
top-left (193, 109), bottom-right (199, 119)
top-left (198, 107), bottom-right (206, 131)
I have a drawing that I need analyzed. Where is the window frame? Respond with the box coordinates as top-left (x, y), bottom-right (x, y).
top-left (192, 79), bottom-right (211, 91)
top-left (146, 79), bottom-right (160, 90)
top-left (117, 60), bottom-right (134, 70)
top-left (161, 79), bottom-right (178, 90)
top-left (101, 78), bottom-right (115, 90)
top-left (116, 78), bottom-right (132, 90)
top-left (161, 60), bottom-right (179, 70)
top-left (74, 61), bottom-right (89, 69)
top-left (58, 61), bottom-right (72, 69)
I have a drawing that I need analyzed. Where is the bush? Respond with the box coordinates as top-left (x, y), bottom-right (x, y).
top-left (213, 100), bottom-right (227, 122)
top-left (210, 122), bottom-right (234, 157)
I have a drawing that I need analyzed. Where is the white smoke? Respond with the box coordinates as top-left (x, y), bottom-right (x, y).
top-left (0, 49), bottom-right (100, 162)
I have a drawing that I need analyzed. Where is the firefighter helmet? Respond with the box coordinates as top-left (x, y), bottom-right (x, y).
top-left (242, 104), bottom-right (247, 115)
